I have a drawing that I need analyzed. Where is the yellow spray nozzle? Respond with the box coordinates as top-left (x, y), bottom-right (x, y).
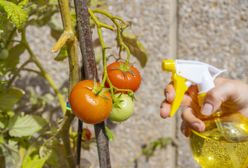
top-left (169, 74), bottom-right (188, 117)
top-left (162, 59), bottom-right (225, 117)
top-left (162, 59), bottom-right (176, 72)
top-left (161, 59), bottom-right (188, 117)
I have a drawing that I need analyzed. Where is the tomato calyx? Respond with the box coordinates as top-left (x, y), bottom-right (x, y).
top-left (127, 91), bottom-right (135, 101)
top-left (112, 93), bottom-right (135, 108)
top-left (109, 93), bottom-right (135, 122)
top-left (91, 81), bottom-right (111, 100)
top-left (109, 62), bottom-right (136, 77)
top-left (112, 94), bottom-right (124, 109)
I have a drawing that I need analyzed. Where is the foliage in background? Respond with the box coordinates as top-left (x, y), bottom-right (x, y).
top-left (0, 0), bottom-right (148, 167)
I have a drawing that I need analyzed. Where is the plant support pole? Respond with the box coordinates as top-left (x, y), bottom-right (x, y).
top-left (74, 0), bottom-right (111, 168)
top-left (76, 119), bottom-right (83, 167)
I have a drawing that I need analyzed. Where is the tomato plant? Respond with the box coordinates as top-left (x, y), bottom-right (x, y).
top-left (109, 93), bottom-right (134, 122)
top-left (106, 61), bottom-right (142, 92)
top-left (69, 80), bottom-right (112, 124)
top-left (0, 0), bottom-right (148, 166)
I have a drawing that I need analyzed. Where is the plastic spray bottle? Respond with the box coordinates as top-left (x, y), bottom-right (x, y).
top-left (162, 59), bottom-right (248, 168)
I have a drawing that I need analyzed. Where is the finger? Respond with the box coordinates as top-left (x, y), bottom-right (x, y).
top-left (201, 81), bottom-right (235, 116)
top-left (164, 84), bottom-right (175, 103)
top-left (181, 121), bottom-right (191, 137)
top-left (165, 84), bottom-right (193, 105)
top-left (181, 94), bottom-right (192, 107)
top-left (181, 107), bottom-right (205, 132)
top-left (239, 108), bottom-right (248, 118)
top-left (160, 94), bottom-right (192, 118)
top-left (160, 101), bottom-right (171, 118)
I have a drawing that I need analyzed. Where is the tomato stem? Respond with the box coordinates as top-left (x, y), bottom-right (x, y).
top-left (90, 9), bottom-right (132, 66)
top-left (89, 9), bottom-right (135, 97)
top-left (89, 9), bottom-right (115, 95)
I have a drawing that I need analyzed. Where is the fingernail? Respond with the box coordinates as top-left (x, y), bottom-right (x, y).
top-left (201, 103), bottom-right (213, 116)
top-left (192, 122), bottom-right (201, 131)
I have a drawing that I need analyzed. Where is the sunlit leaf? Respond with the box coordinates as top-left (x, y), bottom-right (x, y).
top-left (0, 0), bottom-right (28, 28)
top-left (8, 115), bottom-right (47, 137)
top-left (0, 13), bottom-right (14, 43)
top-left (22, 153), bottom-right (47, 168)
top-left (0, 135), bottom-right (4, 144)
top-left (18, 0), bottom-right (29, 7)
top-left (122, 32), bottom-right (148, 67)
top-left (0, 87), bottom-right (24, 111)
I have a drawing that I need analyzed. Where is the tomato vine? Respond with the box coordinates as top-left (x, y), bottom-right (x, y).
top-left (88, 8), bottom-right (136, 97)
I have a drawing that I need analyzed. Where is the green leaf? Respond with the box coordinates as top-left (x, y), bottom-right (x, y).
top-left (39, 139), bottom-right (70, 168)
top-left (122, 32), bottom-right (148, 67)
top-left (2, 140), bottom-right (20, 167)
top-left (22, 153), bottom-right (47, 168)
top-left (0, 135), bottom-right (4, 144)
top-left (22, 145), bottom-right (48, 168)
top-left (0, 49), bottom-right (9, 60)
top-left (18, 0), bottom-right (29, 7)
top-left (0, 0), bottom-right (28, 28)
top-left (6, 43), bottom-right (26, 70)
top-left (0, 44), bottom-right (25, 76)
top-left (0, 122), bottom-right (4, 129)
top-left (8, 115), bottom-right (47, 137)
top-left (0, 14), bottom-right (14, 43)
top-left (141, 137), bottom-right (171, 161)
top-left (0, 87), bottom-right (25, 111)
top-left (0, 119), bottom-right (5, 129)
top-left (105, 126), bottom-right (114, 141)
top-left (54, 47), bottom-right (68, 61)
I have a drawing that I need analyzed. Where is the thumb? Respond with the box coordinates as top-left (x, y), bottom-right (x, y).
top-left (201, 82), bottom-right (233, 116)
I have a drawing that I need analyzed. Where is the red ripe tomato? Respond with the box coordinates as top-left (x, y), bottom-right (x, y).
top-left (82, 128), bottom-right (92, 141)
top-left (106, 62), bottom-right (141, 92)
top-left (69, 80), bottom-right (112, 124)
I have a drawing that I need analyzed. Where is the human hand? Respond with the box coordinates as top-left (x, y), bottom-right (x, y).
top-left (160, 78), bottom-right (248, 136)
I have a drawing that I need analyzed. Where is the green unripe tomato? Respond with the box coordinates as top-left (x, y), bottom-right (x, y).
top-left (0, 49), bottom-right (9, 60)
top-left (109, 93), bottom-right (134, 122)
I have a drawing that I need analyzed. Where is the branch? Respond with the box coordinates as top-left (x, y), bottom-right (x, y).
top-left (56, 0), bottom-right (81, 167)
top-left (51, 31), bottom-right (74, 52)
